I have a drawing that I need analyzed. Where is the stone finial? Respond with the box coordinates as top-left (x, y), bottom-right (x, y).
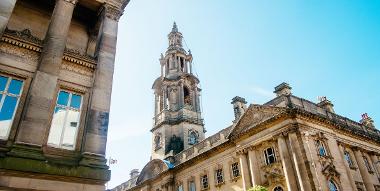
top-left (360, 113), bottom-right (375, 129)
top-left (231, 96), bottom-right (247, 123)
top-left (274, 82), bottom-right (292, 97)
top-left (172, 22), bottom-right (178, 33)
top-left (130, 169), bottom-right (140, 179)
top-left (317, 96), bottom-right (335, 113)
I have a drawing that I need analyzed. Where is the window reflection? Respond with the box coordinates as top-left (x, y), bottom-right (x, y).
top-left (0, 75), bottom-right (23, 140)
top-left (47, 90), bottom-right (82, 150)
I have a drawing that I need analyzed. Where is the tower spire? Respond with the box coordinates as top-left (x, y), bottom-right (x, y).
top-left (151, 23), bottom-right (204, 160)
top-left (172, 22), bottom-right (178, 33)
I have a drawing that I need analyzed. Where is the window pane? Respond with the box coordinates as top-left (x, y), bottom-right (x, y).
top-left (70, 94), bottom-right (81, 109)
top-left (0, 76), bottom-right (8, 92)
top-left (0, 95), bottom-right (17, 119)
top-left (61, 109), bottom-right (81, 149)
top-left (8, 79), bottom-right (23, 95)
top-left (47, 107), bottom-right (66, 146)
top-left (57, 91), bottom-right (69, 106)
top-left (0, 95), bottom-right (17, 138)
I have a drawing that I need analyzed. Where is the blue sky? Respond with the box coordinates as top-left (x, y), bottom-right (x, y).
top-left (106, 1), bottom-right (380, 188)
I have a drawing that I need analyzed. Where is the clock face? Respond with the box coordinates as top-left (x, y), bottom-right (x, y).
top-left (188, 130), bottom-right (199, 145)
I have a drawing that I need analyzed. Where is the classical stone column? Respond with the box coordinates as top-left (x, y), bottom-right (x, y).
top-left (16, 0), bottom-right (77, 145)
top-left (81, 4), bottom-right (121, 166)
top-left (247, 148), bottom-right (262, 186)
top-left (238, 151), bottom-right (252, 190)
top-left (288, 132), bottom-right (313, 191)
top-left (353, 149), bottom-right (375, 191)
top-left (277, 134), bottom-right (298, 191)
top-left (0, 0), bottom-right (17, 36)
top-left (338, 144), bottom-right (357, 191)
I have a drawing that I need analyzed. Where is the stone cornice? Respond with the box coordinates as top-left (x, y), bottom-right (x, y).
top-left (2, 28), bottom-right (97, 70)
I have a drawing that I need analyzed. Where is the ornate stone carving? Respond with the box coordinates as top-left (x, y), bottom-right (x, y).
top-left (4, 28), bottom-right (43, 45)
top-left (322, 163), bottom-right (340, 179)
top-left (261, 162), bottom-right (285, 186)
top-left (0, 42), bottom-right (39, 64)
top-left (104, 4), bottom-right (123, 21)
top-left (61, 60), bottom-right (94, 77)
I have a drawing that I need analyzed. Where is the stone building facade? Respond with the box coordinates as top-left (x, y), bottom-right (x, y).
top-left (112, 24), bottom-right (380, 191)
top-left (0, 0), bottom-right (129, 190)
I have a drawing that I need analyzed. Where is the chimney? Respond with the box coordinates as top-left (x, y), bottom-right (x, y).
top-left (274, 82), bottom-right (292, 97)
top-left (317, 96), bottom-right (335, 113)
top-left (360, 113), bottom-right (375, 129)
top-left (231, 96), bottom-right (247, 122)
top-left (130, 169), bottom-right (139, 179)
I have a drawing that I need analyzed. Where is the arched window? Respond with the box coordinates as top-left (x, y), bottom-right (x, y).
top-left (316, 140), bottom-right (327, 157)
top-left (264, 147), bottom-right (276, 165)
top-left (188, 130), bottom-right (198, 145)
top-left (328, 179), bottom-right (339, 191)
top-left (344, 151), bottom-right (354, 167)
top-left (183, 87), bottom-right (191, 106)
top-left (273, 186), bottom-right (284, 191)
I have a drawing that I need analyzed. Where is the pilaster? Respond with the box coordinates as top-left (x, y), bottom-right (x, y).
top-left (247, 146), bottom-right (262, 186)
top-left (353, 148), bottom-right (375, 191)
top-left (338, 143), bottom-right (358, 191)
top-left (80, 3), bottom-right (121, 166)
top-left (276, 133), bottom-right (298, 191)
top-left (237, 149), bottom-right (252, 190)
top-left (288, 131), bottom-right (313, 191)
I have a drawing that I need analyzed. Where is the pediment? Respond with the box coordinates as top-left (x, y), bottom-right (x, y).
top-left (135, 159), bottom-right (173, 185)
top-left (228, 104), bottom-right (287, 138)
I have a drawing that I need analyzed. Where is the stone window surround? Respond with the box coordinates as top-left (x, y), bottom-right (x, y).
top-left (343, 148), bottom-right (358, 170)
top-left (263, 146), bottom-right (277, 165)
top-left (0, 70), bottom-right (30, 144)
top-left (199, 172), bottom-right (209, 190)
top-left (229, 160), bottom-right (241, 180)
top-left (43, 80), bottom-right (89, 154)
top-left (362, 154), bottom-right (374, 174)
top-left (214, 164), bottom-right (225, 186)
top-left (312, 132), bottom-right (331, 158)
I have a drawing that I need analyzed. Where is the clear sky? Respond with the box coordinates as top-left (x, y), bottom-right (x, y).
top-left (106, 0), bottom-right (380, 188)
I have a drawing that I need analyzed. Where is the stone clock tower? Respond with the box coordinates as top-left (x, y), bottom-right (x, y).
top-left (151, 23), bottom-right (205, 160)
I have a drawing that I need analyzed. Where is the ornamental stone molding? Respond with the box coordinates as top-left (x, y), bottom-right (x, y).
top-left (2, 28), bottom-right (96, 70)
top-left (104, 4), bottom-right (123, 21)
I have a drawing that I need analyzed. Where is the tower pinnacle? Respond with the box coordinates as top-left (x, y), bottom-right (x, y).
top-left (172, 22), bottom-right (178, 33)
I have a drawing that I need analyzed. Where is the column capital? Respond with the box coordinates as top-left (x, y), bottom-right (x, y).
top-left (102, 4), bottom-right (123, 21)
top-left (63, 0), bottom-right (78, 5)
top-left (236, 148), bottom-right (248, 155)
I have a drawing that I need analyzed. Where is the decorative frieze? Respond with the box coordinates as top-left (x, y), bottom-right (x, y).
top-left (2, 28), bottom-right (96, 71)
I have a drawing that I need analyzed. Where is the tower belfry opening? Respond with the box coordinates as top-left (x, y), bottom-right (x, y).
top-left (151, 22), bottom-right (205, 160)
